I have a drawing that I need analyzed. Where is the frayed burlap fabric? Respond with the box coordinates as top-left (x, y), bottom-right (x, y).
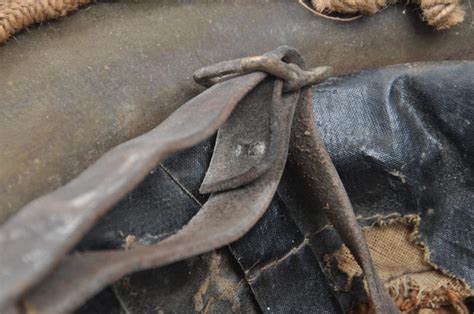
top-left (0, 0), bottom-right (91, 43)
top-left (329, 217), bottom-right (472, 312)
top-left (311, 0), bottom-right (465, 29)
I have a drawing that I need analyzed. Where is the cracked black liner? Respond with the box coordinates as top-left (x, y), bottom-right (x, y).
top-left (77, 61), bottom-right (473, 313)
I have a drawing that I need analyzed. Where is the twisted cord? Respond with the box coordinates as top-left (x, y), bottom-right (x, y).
top-left (311, 0), bottom-right (465, 29)
top-left (0, 0), bottom-right (91, 43)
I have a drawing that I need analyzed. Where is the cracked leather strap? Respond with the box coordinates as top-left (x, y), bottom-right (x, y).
top-left (199, 77), bottom-right (278, 194)
top-left (1, 46), bottom-right (397, 313)
top-left (289, 90), bottom-right (398, 313)
top-left (19, 78), bottom-right (300, 313)
top-left (200, 47), bottom-right (397, 313)
top-left (0, 72), bottom-right (266, 310)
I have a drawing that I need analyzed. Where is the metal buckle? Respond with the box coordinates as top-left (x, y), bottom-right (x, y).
top-left (194, 46), bottom-right (332, 92)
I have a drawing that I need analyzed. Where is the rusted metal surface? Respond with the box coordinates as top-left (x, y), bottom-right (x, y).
top-left (20, 78), bottom-right (300, 314)
top-left (289, 89), bottom-right (398, 313)
top-left (2, 0), bottom-right (474, 227)
top-left (0, 72), bottom-right (266, 310)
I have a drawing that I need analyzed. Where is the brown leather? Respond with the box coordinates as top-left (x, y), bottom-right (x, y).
top-left (21, 77), bottom-right (299, 314)
top-left (2, 0), bottom-right (474, 227)
top-left (0, 72), bottom-right (266, 310)
top-left (0, 46), bottom-right (400, 314)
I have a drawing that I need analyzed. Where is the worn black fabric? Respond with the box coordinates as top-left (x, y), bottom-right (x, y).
top-left (310, 62), bottom-right (474, 286)
top-left (77, 62), bottom-right (473, 313)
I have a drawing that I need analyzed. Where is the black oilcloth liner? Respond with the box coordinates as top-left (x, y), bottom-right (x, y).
top-left (311, 62), bottom-right (473, 285)
top-left (77, 62), bottom-right (473, 313)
